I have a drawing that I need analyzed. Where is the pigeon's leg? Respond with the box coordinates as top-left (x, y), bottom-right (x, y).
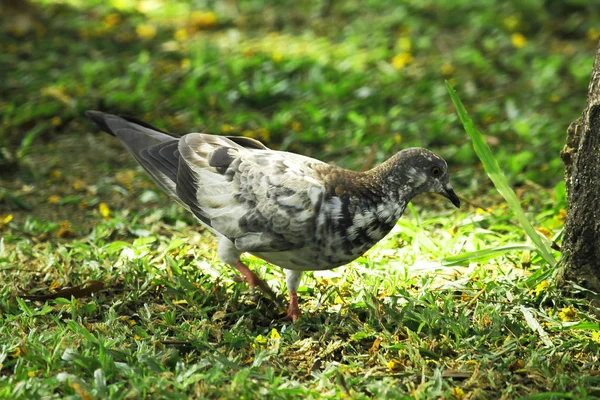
top-left (285, 269), bottom-right (303, 322)
top-left (233, 261), bottom-right (279, 303)
top-left (218, 236), bottom-right (281, 306)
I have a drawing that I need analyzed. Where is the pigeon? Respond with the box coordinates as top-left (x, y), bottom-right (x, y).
top-left (85, 111), bottom-right (460, 321)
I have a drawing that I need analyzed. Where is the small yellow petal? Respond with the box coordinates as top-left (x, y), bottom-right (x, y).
top-left (2, 214), bottom-right (13, 224)
top-left (191, 11), bottom-right (216, 28)
top-left (269, 328), bottom-right (280, 339)
top-left (174, 28), bottom-right (188, 42)
top-left (136, 24), bottom-right (156, 40)
top-left (441, 62), bottom-right (454, 76)
top-left (290, 121), bottom-right (302, 132)
top-left (99, 203), bottom-right (110, 218)
top-left (10, 347), bottom-right (21, 358)
top-left (254, 334), bottom-right (267, 344)
top-left (387, 359), bottom-right (402, 372)
top-left (391, 53), bottom-right (413, 70)
top-left (511, 33), bottom-right (527, 49)
top-left (531, 280), bottom-right (549, 296)
top-left (452, 387), bottom-right (466, 400)
top-left (103, 13), bottom-right (121, 28)
top-left (558, 305), bottom-right (577, 322)
top-left (180, 58), bottom-right (191, 69)
top-left (47, 195), bottom-right (60, 204)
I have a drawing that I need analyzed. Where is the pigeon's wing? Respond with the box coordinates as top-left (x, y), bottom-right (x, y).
top-left (177, 134), bottom-right (326, 252)
top-left (86, 111), bottom-right (326, 252)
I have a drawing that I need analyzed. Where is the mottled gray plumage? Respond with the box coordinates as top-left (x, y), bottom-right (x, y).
top-left (86, 110), bottom-right (460, 320)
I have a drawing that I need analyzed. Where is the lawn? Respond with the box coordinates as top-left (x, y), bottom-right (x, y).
top-left (1, 0), bottom-right (600, 398)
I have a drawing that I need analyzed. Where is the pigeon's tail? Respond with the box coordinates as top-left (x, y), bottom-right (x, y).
top-left (85, 111), bottom-right (186, 208)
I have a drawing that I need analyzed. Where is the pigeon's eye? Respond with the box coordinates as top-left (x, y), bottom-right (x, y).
top-left (431, 166), bottom-right (441, 176)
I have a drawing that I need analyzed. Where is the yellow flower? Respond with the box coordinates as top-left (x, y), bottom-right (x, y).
top-left (72, 179), bottom-right (86, 191)
top-left (134, 335), bottom-right (142, 340)
top-left (27, 371), bottom-right (35, 378)
top-left (57, 221), bottom-right (76, 238)
top-left (588, 28), bottom-right (600, 42)
top-left (452, 387), bottom-right (465, 400)
top-left (115, 169), bottom-right (135, 186)
top-left (1, 214), bottom-right (13, 224)
top-left (10, 347), bottom-right (21, 358)
top-left (387, 359), bottom-right (402, 372)
top-left (254, 334), bottom-right (267, 345)
top-left (531, 280), bottom-right (549, 296)
top-left (174, 28), bottom-right (188, 42)
top-left (441, 62), bottom-right (454, 76)
top-left (511, 33), bottom-right (527, 49)
top-left (47, 195), bottom-right (60, 204)
top-left (391, 53), bottom-right (413, 70)
top-left (221, 124), bottom-right (237, 134)
top-left (256, 127), bottom-right (270, 142)
top-left (50, 169), bottom-right (62, 179)
top-left (192, 11), bottom-right (216, 29)
top-left (269, 328), bottom-right (280, 339)
top-left (136, 24), bottom-right (157, 40)
top-left (51, 116), bottom-right (62, 127)
top-left (99, 203), bottom-right (110, 218)
top-left (537, 227), bottom-right (552, 239)
top-left (290, 121), bottom-right (302, 132)
top-left (591, 331), bottom-right (600, 344)
top-left (103, 13), bottom-right (121, 28)
top-left (550, 94), bottom-right (561, 103)
top-left (558, 305), bottom-right (577, 322)
top-left (180, 58), bottom-right (191, 69)
top-left (394, 133), bottom-right (402, 143)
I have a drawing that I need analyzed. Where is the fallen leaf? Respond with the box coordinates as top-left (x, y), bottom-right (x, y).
top-left (20, 280), bottom-right (105, 301)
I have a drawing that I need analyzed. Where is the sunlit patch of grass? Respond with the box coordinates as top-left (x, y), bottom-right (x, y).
top-left (3, 197), bottom-right (597, 398)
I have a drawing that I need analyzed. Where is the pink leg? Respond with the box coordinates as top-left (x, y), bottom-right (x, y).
top-left (233, 261), bottom-right (280, 306)
top-left (287, 291), bottom-right (301, 322)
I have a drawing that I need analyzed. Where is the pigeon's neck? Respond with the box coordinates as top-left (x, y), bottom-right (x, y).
top-left (364, 153), bottom-right (419, 203)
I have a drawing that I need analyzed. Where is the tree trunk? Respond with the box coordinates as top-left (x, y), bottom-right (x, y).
top-left (558, 40), bottom-right (600, 291)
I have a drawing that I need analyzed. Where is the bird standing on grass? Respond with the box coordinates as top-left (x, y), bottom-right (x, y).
top-left (86, 111), bottom-right (460, 321)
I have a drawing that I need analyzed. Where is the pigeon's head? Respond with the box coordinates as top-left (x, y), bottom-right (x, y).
top-left (388, 148), bottom-right (460, 208)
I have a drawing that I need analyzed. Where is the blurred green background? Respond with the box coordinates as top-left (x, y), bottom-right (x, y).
top-left (2, 0), bottom-right (598, 190)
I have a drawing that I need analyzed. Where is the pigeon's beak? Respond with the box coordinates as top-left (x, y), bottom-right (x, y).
top-left (443, 185), bottom-right (460, 208)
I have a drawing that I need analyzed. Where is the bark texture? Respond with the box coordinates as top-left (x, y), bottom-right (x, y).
top-left (558, 41), bottom-right (600, 291)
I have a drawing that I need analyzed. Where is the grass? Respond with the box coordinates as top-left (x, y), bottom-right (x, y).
top-left (2, 0), bottom-right (600, 398)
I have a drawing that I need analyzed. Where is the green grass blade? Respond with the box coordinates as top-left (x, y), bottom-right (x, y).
top-left (446, 81), bottom-right (556, 267)
top-left (441, 244), bottom-right (536, 266)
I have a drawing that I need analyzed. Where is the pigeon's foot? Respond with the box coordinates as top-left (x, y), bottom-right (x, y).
top-left (286, 291), bottom-right (301, 322)
top-left (233, 261), bottom-right (281, 307)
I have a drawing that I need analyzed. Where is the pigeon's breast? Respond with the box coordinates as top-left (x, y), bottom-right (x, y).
top-left (253, 194), bottom-right (404, 271)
